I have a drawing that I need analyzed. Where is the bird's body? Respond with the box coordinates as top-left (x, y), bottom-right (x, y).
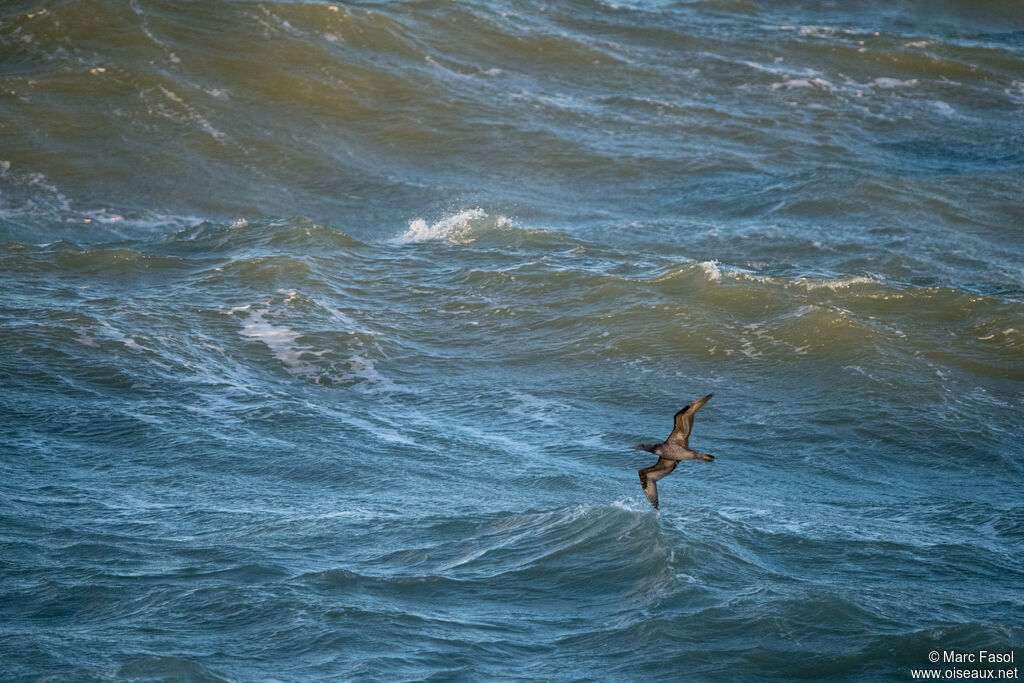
top-left (629, 394), bottom-right (715, 508)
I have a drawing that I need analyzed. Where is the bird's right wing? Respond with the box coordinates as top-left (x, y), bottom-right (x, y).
top-left (667, 407), bottom-right (696, 447)
top-left (667, 394), bottom-right (712, 446)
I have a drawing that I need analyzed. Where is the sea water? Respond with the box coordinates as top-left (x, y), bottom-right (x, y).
top-left (1, 1), bottom-right (1022, 679)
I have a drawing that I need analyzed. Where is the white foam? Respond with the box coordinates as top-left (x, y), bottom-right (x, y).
top-left (740, 324), bottom-right (765, 359)
top-left (740, 60), bottom-right (821, 77)
top-left (772, 77), bottom-right (833, 92)
top-left (1005, 81), bottom-right (1024, 105)
top-left (870, 77), bottom-right (918, 89)
top-left (796, 275), bottom-right (877, 290)
top-left (394, 209), bottom-right (512, 244)
top-left (83, 209), bottom-right (125, 224)
top-left (77, 333), bottom-right (99, 348)
top-left (396, 208), bottom-right (486, 243)
top-left (121, 338), bottom-right (150, 352)
top-left (798, 25), bottom-right (837, 38)
top-left (104, 324), bottom-right (151, 352)
top-left (692, 262), bottom-right (881, 292)
top-left (727, 269), bottom-right (773, 285)
top-left (610, 498), bottom-right (649, 513)
top-left (232, 297), bottom-right (394, 390)
top-left (236, 305), bottom-right (308, 370)
top-left (930, 101), bottom-right (963, 119)
top-left (346, 355), bottom-right (396, 392)
top-left (699, 260), bottom-right (722, 282)
top-left (78, 323), bottom-right (152, 352)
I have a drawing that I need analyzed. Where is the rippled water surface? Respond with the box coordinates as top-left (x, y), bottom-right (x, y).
top-left (1, 0), bottom-right (1022, 680)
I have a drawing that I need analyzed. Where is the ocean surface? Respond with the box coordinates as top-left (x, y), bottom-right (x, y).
top-left (2, 0), bottom-right (1023, 680)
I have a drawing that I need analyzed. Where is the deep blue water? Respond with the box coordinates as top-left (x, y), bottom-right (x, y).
top-left (1, 0), bottom-right (1022, 680)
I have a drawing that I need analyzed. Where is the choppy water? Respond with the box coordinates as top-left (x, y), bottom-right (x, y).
top-left (2, 0), bottom-right (1023, 680)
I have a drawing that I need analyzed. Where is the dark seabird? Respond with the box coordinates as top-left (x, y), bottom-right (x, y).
top-left (629, 394), bottom-right (715, 509)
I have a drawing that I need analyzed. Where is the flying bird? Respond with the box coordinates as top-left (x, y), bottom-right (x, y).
top-left (629, 394), bottom-right (715, 509)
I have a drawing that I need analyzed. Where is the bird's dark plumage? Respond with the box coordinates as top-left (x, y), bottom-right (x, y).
top-left (629, 394), bottom-right (715, 508)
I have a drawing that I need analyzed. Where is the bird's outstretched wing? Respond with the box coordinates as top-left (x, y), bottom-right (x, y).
top-left (638, 458), bottom-right (678, 509)
top-left (667, 393), bottom-right (712, 447)
top-left (641, 474), bottom-right (660, 509)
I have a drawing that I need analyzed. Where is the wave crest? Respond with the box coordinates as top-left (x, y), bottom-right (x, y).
top-left (164, 217), bottom-right (363, 253)
top-left (393, 209), bottom-right (579, 248)
top-left (394, 209), bottom-right (510, 245)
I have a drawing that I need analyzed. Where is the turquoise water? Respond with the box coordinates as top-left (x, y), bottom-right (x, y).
top-left (1, 1), bottom-right (1022, 680)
